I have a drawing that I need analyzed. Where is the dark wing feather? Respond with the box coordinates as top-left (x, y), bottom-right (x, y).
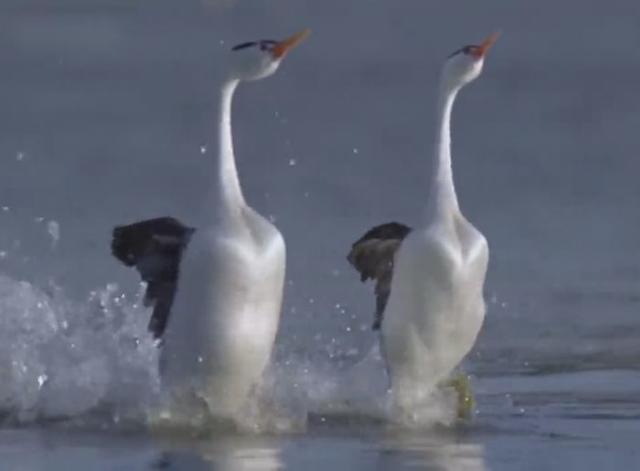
top-left (347, 222), bottom-right (412, 330)
top-left (111, 217), bottom-right (195, 338)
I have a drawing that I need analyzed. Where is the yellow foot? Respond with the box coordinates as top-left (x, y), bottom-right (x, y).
top-left (444, 372), bottom-right (475, 420)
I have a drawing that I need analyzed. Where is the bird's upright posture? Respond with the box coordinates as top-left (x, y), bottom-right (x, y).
top-left (348, 33), bottom-right (498, 408)
top-left (111, 30), bottom-right (309, 419)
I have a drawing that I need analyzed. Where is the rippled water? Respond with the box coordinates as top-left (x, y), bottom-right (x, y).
top-left (0, 0), bottom-right (639, 468)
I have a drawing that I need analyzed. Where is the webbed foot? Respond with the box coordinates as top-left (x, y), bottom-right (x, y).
top-left (443, 372), bottom-right (475, 420)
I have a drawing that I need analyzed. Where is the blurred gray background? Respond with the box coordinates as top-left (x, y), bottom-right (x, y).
top-left (0, 0), bottom-right (638, 371)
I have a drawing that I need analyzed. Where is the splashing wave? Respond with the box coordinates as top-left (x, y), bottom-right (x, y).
top-left (0, 273), bottom-right (458, 432)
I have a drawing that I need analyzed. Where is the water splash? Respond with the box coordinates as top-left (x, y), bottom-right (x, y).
top-left (0, 275), bottom-right (159, 425)
top-left (0, 272), bottom-right (460, 432)
top-left (46, 221), bottom-right (60, 248)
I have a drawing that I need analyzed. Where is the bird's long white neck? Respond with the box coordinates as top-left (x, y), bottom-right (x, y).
top-left (216, 79), bottom-right (246, 213)
top-left (428, 83), bottom-right (461, 219)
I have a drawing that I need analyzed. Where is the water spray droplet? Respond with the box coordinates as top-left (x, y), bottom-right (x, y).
top-left (37, 374), bottom-right (48, 389)
top-left (47, 220), bottom-right (60, 248)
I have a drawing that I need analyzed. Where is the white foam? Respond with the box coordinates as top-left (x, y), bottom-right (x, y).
top-left (0, 272), bottom-right (460, 431)
top-left (0, 275), bottom-right (159, 424)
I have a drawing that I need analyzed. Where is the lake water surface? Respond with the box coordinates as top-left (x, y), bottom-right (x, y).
top-left (0, 0), bottom-right (639, 469)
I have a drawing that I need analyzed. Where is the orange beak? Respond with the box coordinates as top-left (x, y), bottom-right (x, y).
top-left (272, 29), bottom-right (311, 59)
top-left (475, 31), bottom-right (500, 58)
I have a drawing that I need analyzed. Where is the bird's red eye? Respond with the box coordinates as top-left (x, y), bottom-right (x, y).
top-left (259, 40), bottom-right (277, 52)
top-left (462, 46), bottom-right (483, 58)
top-left (467, 46), bottom-right (483, 58)
top-left (449, 45), bottom-right (477, 58)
